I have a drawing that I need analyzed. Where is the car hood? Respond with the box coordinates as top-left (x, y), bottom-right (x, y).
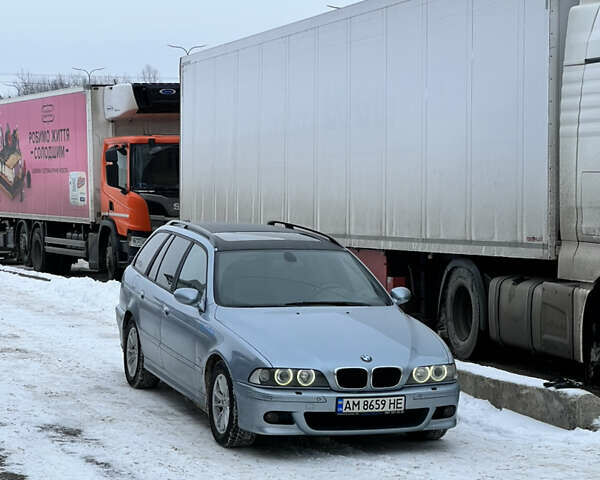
top-left (214, 306), bottom-right (451, 371)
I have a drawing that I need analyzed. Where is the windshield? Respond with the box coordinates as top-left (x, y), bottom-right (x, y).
top-left (214, 249), bottom-right (392, 308)
top-left (130, 143), bottom-right (179, 194)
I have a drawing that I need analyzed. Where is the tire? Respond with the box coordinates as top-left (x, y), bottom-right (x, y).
top-left (30, 228), bottom-right (46, 272)
top-left (443, 265), bottom-right (487, 360)
top-left (208, 361), bottom-right (255, 448)
top-left (105, 235), bottom-right (123, 281)
top-left (123, 320), bottom-right (159, 389)
top-left (406, 429), bottom-right (447, 441)
top-left (16, 223), bottom-right (31, 266)
top-left (585, 321), bottom-right (600, 387)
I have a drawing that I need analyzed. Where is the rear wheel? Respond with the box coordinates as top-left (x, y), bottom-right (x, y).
top-left (30, 228), bottom-right (46, 272)
top-left (208, 361), bottom-right (255, 448)
top-left (444, 265), bottom-right (486, 359)
top-left (16, 223), bottom-right (31, 266)
top-left (585, 321), bottom-right (600, 386)
top-left (123, 321), bottom-right (158, 389)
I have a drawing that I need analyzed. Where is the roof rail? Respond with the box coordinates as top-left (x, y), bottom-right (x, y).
top-left (267, 221), bottom-right (343, 248)
top-left (165, 220), bottom-right (216, 245)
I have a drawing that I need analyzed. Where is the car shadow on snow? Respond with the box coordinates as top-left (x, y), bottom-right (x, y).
top-left (250, 433), bottom-right (454, 458)
top-left (146, 381), bottom-right (453, 457)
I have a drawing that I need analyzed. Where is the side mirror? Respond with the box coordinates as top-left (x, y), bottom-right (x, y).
top-left (174, 287), bottom-right (200, 306)
top-left (390, 286), bottom-right (412, 305)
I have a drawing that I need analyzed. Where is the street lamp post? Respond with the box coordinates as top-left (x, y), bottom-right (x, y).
top-left (167, 44), bottom-right (206, 56)
top-left (72, 67), bottom-right (105, 85)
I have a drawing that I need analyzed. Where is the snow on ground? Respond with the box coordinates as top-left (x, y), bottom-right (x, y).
top-left (0, 266), bottom-right (599, 480)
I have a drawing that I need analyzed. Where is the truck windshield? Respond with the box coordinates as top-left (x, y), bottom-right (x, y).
top-left (130, 143), bottom-right (179, 195)
top-left (214, 249), bottom-right (392, 308)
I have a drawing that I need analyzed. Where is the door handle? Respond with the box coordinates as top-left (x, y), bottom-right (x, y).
top-left (163, 306), bottom-right (170, 315)
top-left (109, 201), bottom-right (114, 211)
top-left (140, 290), bottom-right (145, 299)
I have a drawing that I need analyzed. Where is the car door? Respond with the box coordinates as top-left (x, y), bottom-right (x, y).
top-left (130, 231), bottom-right (171, 367)
top-left (162, 242), bottom-right (214, 396)
top-left (151, 235), bottom-right (193, 388)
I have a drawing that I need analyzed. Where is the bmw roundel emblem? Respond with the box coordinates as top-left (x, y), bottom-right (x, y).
top-left (159, 88), bottom-right (177, 96)
top-left (360, 354), bottom-right (373, 363)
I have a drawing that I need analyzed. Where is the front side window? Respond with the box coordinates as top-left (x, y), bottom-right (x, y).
top-left (176, 244), bottom-right (208, 294)
top-left (214, 249), bottom-right (391, 308)
top-left (105, 146), bottom-right (128, 191)
top-left (133, 232), bottom-right (169, 274)
top-left (155, 236), bottom-right (190, 290)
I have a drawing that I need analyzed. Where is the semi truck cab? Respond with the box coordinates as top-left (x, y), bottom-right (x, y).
top-left (101, 135), bottom-right (180, 277)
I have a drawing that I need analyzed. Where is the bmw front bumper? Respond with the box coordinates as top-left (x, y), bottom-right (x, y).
top-left (234, 381), bottom-right (459, 436)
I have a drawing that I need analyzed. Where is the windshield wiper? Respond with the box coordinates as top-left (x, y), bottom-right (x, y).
top-left (283, 301), bottom-right (372, 307)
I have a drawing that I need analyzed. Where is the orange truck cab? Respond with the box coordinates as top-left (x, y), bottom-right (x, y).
top-left (100, 135), bottom-right (180, 278)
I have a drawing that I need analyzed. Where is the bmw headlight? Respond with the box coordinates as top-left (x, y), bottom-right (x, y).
top-left (249, 368), bottom-right (329, 388)
top-left (407, 364), bottom-right (457, 385)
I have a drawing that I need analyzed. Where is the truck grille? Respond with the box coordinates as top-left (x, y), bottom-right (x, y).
top-left (304, 409), bottom-right (428, 431)
top-left (335, 368), bottom-right (368, 389)
top-left (371, 367), bottom-right (402, 388)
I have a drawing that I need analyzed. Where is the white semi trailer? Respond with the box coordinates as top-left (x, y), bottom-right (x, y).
top-left (179, 0), bottom-right (600, 384)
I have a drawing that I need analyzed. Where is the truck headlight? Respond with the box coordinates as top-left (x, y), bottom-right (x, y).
top-left (407, 364), bottom-right (457, 385)
top-left (128, 235), bottom-right (147, 248)
top-left (249, 368), bottom-right (329, 388)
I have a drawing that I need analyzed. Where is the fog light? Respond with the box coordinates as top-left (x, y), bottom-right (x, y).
top-left (432, 405), bottom-right (456, 419)
top-left (264, 411), bottom-right (294, 425)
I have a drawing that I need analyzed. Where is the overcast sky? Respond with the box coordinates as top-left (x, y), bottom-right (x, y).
top-left (1, 0), bottom-right (354, 95)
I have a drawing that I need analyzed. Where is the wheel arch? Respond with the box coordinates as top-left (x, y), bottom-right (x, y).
top-left (437, 258), bottom-right (488, 332)
top-left (204, 353), bottom-right (229, 401)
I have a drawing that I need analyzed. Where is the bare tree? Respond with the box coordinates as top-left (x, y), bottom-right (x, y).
top-left (140, 64), bottom-right (160, 83)
top-left (8, 70), bottom-right (83, 96)
top-left (6, 70), bottom-right (134, 97)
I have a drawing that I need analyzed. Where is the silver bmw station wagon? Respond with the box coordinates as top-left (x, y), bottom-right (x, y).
top-left (116, 221), bottom-right (459, 447)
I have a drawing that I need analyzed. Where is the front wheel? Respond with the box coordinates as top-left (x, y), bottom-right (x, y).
top-left (208, 361), bottom-right (255, 448)
top-left (105, 236), bottom-right (122, 281)
top-left (123, 321), bottom-right (158, 389)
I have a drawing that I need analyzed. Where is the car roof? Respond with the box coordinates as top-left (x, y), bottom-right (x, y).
top-left (162, 221), bottom-right (345, 252)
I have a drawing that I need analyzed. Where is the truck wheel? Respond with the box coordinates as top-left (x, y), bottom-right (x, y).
top-left (208, 361), bottom-right (255, 448)
top-left (444, 265), bottom-right (486, 359)
top-left (105, 236), bottom-right (122, 281)
top-left (16, 223), bottom-right (31, 266)
top-left (123, 320), bottom-right (159, 389)
top-left (30, 228), bottom-right (46, 272)
top-left (585, 321), bottom-right (600, 386)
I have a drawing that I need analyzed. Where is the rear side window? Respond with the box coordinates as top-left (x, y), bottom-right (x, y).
top-left (133, 232), bottom-right (169, 274)
top-left (156, 236), bottom-right (191, 290)
top-left (176, 244), bottom-right (208, 294)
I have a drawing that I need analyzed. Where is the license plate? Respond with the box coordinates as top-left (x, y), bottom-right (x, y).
top-left (336, 396), bottom-right (405, 414)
